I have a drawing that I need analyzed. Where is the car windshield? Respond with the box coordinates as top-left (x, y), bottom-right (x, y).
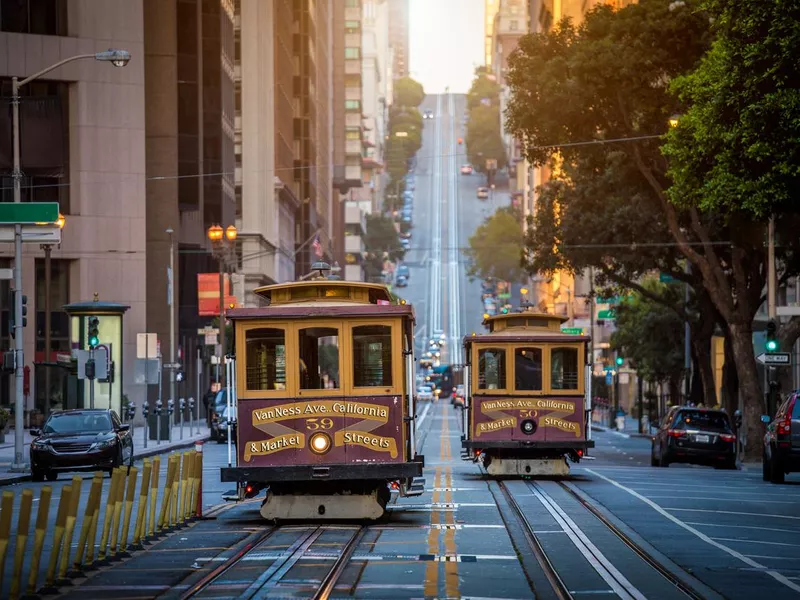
top-left (44, 413), bottom-right (112, 434)
top-left (673, 410), bottom-right (731, 433)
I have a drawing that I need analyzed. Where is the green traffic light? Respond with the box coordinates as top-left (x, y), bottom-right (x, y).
top-left (89, 336), bottom-right (99, 347)
top-left (766, 339), bottom-right (778, 352)
top-left (615, 357), bottom-right (624, 366)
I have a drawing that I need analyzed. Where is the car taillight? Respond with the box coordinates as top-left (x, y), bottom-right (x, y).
top-left (777, 419), bottom-right (791, 435)
top-left (719, 433), bottom-right (736, 442)
top-left (667, 429), bottom-right (686, 438)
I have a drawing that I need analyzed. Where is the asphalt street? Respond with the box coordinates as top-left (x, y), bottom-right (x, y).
top-left (13, 94), bottom-right (800, 598)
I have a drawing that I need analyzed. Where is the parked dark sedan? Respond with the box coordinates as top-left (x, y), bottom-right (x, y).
top-left (30, 409), bottom-right (134, 481)
top-left (212, 404), bottom-right (237, 444)
top-left (651, 407), bottom-right (737, 469)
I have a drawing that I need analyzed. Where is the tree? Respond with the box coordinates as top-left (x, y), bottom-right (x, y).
top-left (467, 68), bottom-right (501, 111)
top-left (363, 213), bottom-right (404, 281)
top-left (611, 279), bottom-right (686, 394)
top-left (465, 207), bottom-right (525, 283)
top-left (393, 76), bottom-right (425, 108)
top-left (466, 104), bottom-right (507, 172)
top-left (504, 0), bottom-right (800, 456)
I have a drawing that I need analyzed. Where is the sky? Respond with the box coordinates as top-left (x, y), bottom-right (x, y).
top-left (409, 0), bottom-right (485, 95)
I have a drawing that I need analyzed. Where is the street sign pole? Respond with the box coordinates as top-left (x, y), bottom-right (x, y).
top-left (89, 347), bottom-right (95, 409)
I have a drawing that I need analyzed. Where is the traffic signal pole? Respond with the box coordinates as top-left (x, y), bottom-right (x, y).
top-left (89, 348), bottom-right (95, 409)
top-left (768, 216), bottom-right (777, 415)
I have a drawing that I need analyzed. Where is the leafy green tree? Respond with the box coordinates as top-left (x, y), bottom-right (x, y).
top-left (467, 68), bottom-right (501, 111)
top-left (465, 104), bottom-right (507, 172)
top-left (465, 207), bottom-right (525, 283)
top-left (362, 213), bottom-right (404, 281)
top-left (611, 279), bottom-right (686, 395)
top-left (504, 0), bottom-right (800, 454)
top-left (389, 106), bottom-right (423, 131)
top-left (393, 77), bottom-right (425, 108)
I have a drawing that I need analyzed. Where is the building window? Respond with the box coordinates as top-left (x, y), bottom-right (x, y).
top-left (345, 129), bottom-right (360, 140)
top-left (34, 257), bottom-right (70, 413)
top-left (299, 327), bottom-right (340, 389)
top-left (0, 0), bottom-right (67, 35)
top-left (0, 78), bottom-right (70, 212)
top-left (509, 20), bottom-right (518, 30)
top-left (345, 100), bottom-right (361, 111)
top-left (345, 47), bottom-right (361, 60)
top-left (344, 20), bottom-right (360, 33)
top-left (345, 0), bottom-right (359, 6)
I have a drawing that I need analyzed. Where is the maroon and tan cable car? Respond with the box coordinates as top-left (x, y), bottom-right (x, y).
top-left (461, 311), bottom-right (594, 476)
top-left (221, 263), bottom-right (424, 520)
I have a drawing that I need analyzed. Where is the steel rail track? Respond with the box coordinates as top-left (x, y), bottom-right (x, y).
top-left (556, 481), bottom-right (705, 600)
top-left (496, 481), bottom-right (573, 600)
top-left (311, 526), bottom-right (368, 600)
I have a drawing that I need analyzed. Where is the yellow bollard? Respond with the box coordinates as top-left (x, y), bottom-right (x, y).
top-left (43, 485), bottom-right (72, 589)
top-left (179, 452), bottom-right (189, 525)
top-left (196, 444), bottom-right (204, 517)
top-left (97, 469), bottom-right (122, 563)
top-left (9, 489), bottom-right (32, 600)
top-left (85, 475), bottom-right (103, 567)
top-left (74, 473), bottom-right (103, 572)
top-left (0, 490), bottom-right (13, 594)
top-left (133, 459), bottom-right (151, 548)
top-left (149, 456), bottom-right (160, 537)
top-left (187, 451), bottom-right (199, 520)
top-left (158, 456), bottom-right (176, 531)
top-left (170, 454), bottom-right (181, 527)
top-left (58, 475), bottom-right (83, 580)
top-left (109, 467), bottom-right (126, 556)
top-left (119, 466), bottom-right (138, 555)
top-left (26, 486), bottom-right (52, 596)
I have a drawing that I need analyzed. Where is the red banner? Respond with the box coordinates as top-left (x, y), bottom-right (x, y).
top-left (198, 273), bottom-right (237, 316)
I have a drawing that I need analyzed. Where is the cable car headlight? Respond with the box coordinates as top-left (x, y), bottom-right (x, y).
top-left (521, 419), bottom-right (537, 436)
top-left (309, 432), bottom-right (332, 455)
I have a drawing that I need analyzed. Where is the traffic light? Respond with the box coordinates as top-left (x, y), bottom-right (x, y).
top-left (766, 319), bottom-right (778, 352)
top-left (20, 295), bottom-right (27, 329)
top-left (8, 291), bottom-right (28, 338)
top-left (88, 316), bottom-right (100, 348)
top-left (615, 356), bottom-right (624, 366)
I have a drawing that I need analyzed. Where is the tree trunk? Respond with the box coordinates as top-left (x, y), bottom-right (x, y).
top-left (691, 335), bottom-right (717, 407)
top-left (721, 333), bottom-right (738, 415)
top-left (728, 321), bottom-right (765, 459)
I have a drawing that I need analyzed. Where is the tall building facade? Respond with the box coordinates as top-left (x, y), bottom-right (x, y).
top-left (388, 0), bottom-right (409, 78)
top-left (485, 0), bottom-right (500, 67)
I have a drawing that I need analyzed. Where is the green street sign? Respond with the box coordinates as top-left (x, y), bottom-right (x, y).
top-left (0, 202), bottom-right (59, 224)
top-left (597, 309), bottom-right (616, 320)
top-left (659, 273), bottom-right (675, 283)
top-left (561, 327), bottom-right (583, 335)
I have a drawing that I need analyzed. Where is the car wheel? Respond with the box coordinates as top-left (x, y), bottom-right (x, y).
top-left (45, 471), bottom-right (58, 482)
top-left (650, 445), bottom-right (658, 467)
top-left (770, 454), bottom-right (785, 484)
top-left (31, 467), bottom-right (45, 482)
top-left (659, 447), bottom-right (670, 468)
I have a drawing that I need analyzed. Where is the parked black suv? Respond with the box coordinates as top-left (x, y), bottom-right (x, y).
top-left (762, 392), bottom-right (800, 483)
top-left (651, 407), bottom-right (737, 469)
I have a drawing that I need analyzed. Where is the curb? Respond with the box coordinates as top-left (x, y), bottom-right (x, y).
top-left (0, 435), bottom-right (210, 487)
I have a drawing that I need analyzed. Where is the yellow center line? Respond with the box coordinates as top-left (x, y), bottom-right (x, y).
top-left (423, 401), bottom-right (448, 597)
top-left (443, 402), bottom-right (460, 597)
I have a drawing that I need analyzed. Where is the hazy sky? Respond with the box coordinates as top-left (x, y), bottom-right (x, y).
top-left (409, 0), bottom-right (485, 95)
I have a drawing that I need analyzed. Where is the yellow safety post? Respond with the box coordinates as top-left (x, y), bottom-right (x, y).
top-left (158, 456), bottom-right (176, 531)
top-left (149, 456), bottom-right (160, 537)
top-left (109, 467), bottom-right (126, 556)
top-left (133, 459), bottom-right (151, 549)
top-left (85, 474), bottom-right (103, 567)
top-left (119, 466), bottom-right (138, 555)
top-left (97, 468), bottom-right (122, 563)
top-left (195, 442), bottom-right (204, 517)
top-left (57, 475), bottom-right (83, 580)
top-left (170, 454), bottom-right (181, 527)
top-left (74, 473), bottom-right (103, 573)
top-left (179, 452), bottom-right (189, 525)
top-left (9, 489), bottom-right (32, 600)
top-left (43, 485), bottom-right (71, 590)
top-left (0, 490), bottom-right (13, 594)
top-left (26, 486), bottom-right (52, 596)
top-left (187, 451), bottom-right (199, 520)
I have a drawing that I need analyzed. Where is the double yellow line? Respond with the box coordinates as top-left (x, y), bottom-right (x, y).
top-left (423, 400), bottom-right (460, 598)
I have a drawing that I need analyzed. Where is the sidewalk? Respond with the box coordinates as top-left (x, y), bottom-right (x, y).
top-left (592, 416), bottom-right (653, 439)
top-left (0, 421), bottom-right (211, 486)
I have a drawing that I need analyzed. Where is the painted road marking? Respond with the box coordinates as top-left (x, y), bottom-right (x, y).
top-left (389, 502), bottom-right (495, 509)
top-left (646, 495), bottom-right (798, 505)
top-left (712, 537), bottom-right (800, 548)
top-left (224, 552), bottom-right (517, 562)
top-left (532, 482), bottom-right (646, 600)
top-left (417, 402), bottom-right (432, 430)
top-left (686, 522), bottom-right (800, 534)
top-left (664, 508), bottom-right (800, 520)
top-left (586, 468), bottom-right (800, 594)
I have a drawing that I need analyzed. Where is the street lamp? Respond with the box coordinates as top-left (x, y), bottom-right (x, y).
top-left (668, 114), bottom-right (681, 128)
top-left (207, 224), bottom-right (237, 386)
top-left (166, 228), bottom-right (176, 425)
top-left (41, 213), bottom-right (65, 421)
top-left (9, 49), bottom-right (130, 472)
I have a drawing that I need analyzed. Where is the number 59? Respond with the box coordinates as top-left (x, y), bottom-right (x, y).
top-left (306, 418), bottom-right (333, 430)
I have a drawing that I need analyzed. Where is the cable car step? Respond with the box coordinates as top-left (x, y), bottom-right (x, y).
top-left (222, 489), bottom-right (240, 502)
top-left (404, 477), bottom-right (426, 497)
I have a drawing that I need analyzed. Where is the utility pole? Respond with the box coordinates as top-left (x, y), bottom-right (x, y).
top-left (767, 216), bottom-right (777, 414)
top-left (167, 228), bottom-right (176, 422)
top-left (684, 261), bottom-right (691, 402)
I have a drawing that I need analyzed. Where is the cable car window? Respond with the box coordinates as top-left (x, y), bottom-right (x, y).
top-left (551, 347), bottom-right (579, 390)
top-left (245, 328), bottom-right (287, 391)
top-left (478, 348), bottom-right (506, 389)
top-left (299, 327), bottom-right (340, 389)
top-left (515, 348), bottom-right (542, 391)
top-left (352, 325), bottom-right (392, 387)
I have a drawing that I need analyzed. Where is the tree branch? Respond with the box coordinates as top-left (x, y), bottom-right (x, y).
top-left (600, 267), bottom-right (690, 321)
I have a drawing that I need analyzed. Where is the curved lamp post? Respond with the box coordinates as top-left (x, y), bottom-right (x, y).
top-left (207, 224), bottom-right (237, 386)
top-left (41, 213), bottom-right (65, 421)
